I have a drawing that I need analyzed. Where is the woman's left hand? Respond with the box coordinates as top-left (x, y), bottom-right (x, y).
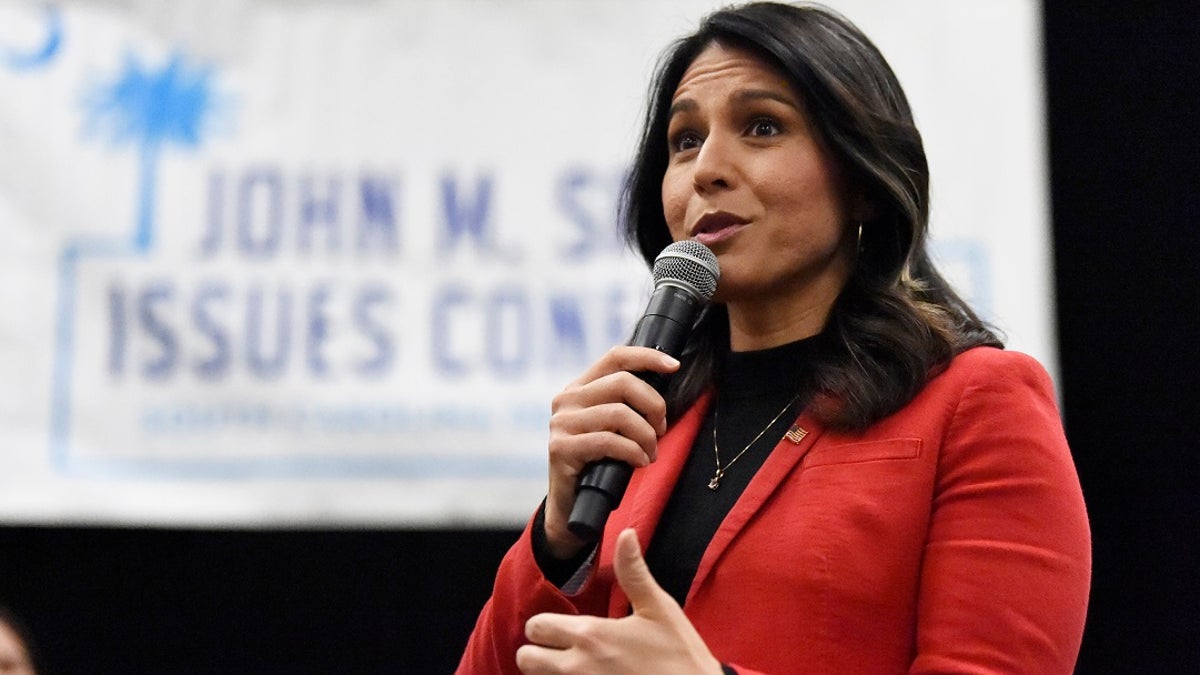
top-left (516, 528), bottom-right (724, 675)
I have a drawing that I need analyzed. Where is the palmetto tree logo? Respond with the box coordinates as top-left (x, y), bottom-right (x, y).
top-left (81, 51), bottom-right (218, 249)
top-left (51, 50), bottom-right (221, 467)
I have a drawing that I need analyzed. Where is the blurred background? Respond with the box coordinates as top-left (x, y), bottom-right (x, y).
top-left (0, 1), bottom-right (1195, 672)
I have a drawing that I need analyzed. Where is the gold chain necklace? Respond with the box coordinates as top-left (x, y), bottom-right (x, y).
top-left (709, 392), bottom-right (802, 490)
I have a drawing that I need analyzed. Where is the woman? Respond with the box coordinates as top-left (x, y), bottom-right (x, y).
top-left (459, 3), bottom-right (1090, 673)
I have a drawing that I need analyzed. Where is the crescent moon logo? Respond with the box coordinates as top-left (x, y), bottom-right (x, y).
top-left (2, 5), bottom-right (63, 70)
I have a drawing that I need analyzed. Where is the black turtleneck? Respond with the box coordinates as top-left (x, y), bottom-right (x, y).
top-left (643, 336), bottom-right (819, 608)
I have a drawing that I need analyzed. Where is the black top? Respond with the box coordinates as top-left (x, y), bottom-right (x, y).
top-left (532, 336), bottom-right (820, 606)
top-left (643, 336), bottom-right (819, 607)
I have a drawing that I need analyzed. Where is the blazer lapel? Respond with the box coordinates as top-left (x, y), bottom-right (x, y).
top-left (686, 409), bottom-right (826, 604)
top-left (627, 391), bottom-right (714, 542)
top-left (604, 392), bottom-right (712, 617)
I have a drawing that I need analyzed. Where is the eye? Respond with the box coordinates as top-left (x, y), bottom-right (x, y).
top-left (670, 130), bottom-right (703, 153)
top-left (748, 117), bottom-right (782, 137)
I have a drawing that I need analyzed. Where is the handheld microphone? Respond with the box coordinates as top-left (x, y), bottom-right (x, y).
top-left (566, 239), bottom-right (719, 542)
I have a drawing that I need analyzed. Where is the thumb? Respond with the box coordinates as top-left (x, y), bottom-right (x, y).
top-left (613, 528), bottom-right (669, 614)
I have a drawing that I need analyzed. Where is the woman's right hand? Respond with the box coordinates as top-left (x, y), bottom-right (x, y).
top-left (542, 346), bottom-right (680, 560)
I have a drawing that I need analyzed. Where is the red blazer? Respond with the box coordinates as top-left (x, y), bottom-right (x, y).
top-left (458, 347), bottom-right (1091, 674)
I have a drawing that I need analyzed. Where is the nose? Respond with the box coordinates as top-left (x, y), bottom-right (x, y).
top-left (692, 133), bottom-right (735, 193)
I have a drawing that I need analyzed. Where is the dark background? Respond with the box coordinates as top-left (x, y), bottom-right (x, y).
top-left (2, 3), bottom-right (1197, 673)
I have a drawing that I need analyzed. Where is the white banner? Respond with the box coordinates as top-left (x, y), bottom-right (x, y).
top-left (0, 0), bottom-right (1053, 526)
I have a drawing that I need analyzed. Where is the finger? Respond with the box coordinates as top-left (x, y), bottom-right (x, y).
top-left (515, 643), bottom-right (563, 675)
top-left (612, 528), bottom-right (671, 615)
top-left (550, 403), bottom-right (660, 462)
top-left (524, 612), bottom-right (599, 650)
top-left (553, 373), bottom-right (670, 439)
top-left (549, 433), bottom-right (652, 473)
top-left (570, 346), bottom-right (680, 388)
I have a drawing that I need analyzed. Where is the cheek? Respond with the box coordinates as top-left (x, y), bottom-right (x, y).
top-left (771, 167), bottom-right (847, 237)
top-left (661, 170), bottom-right (689, 239)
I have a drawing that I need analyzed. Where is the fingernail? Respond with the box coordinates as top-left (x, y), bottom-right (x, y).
top-left (661, 355), bottom-right (679, 367)
top-left (623, 528), bottom-right (642, 555)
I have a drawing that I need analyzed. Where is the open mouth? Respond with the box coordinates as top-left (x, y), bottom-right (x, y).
top-left (691, 211), bottom-right (749, 245)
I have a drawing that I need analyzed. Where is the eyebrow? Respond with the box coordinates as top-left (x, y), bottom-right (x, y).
top-left (668, 88), bottom-right (800, 119)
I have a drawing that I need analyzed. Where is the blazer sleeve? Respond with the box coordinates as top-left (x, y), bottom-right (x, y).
top-left (910, 350), bottom-right (1091, 673)
top-left (455, 511), bottom-right (611, 675)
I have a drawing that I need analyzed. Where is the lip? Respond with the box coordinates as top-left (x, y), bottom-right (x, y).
top-left (690, 211), bottom-right (749, 246)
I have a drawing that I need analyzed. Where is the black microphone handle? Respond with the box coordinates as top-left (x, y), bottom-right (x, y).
top-left (566, 283), bottom-right (701, 542)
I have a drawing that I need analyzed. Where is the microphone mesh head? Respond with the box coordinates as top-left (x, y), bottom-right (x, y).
top-left (651, 240), bottom-right (720, 300)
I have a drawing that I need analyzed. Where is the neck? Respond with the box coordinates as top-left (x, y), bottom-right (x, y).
top-left (725, 278), bottom-right (844, 351)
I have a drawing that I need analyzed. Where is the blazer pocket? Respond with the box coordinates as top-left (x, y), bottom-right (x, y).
top-left (803, 438), bottom-right (922, 468)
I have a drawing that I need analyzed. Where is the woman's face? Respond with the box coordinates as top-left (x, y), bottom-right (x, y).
top-left (662, 41), bottom-right (858, 318)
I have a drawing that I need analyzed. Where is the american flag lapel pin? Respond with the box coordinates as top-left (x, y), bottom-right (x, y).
top-left (784, 424), bottom-right (808, 444)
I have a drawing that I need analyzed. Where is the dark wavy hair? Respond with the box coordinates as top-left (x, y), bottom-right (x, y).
top-left (622, 1), bottom-right (1001, 430)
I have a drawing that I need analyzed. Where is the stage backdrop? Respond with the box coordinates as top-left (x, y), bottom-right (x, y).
top-left (0, 0), bottom-right (1052, 526)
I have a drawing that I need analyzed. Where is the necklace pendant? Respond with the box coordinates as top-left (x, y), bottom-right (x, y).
top-left (708, 473), bottom-right (721, 490)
